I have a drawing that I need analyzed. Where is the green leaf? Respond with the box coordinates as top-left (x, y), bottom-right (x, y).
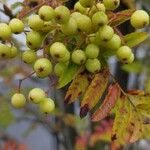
top-left (56, 63), bottom-right (79, 89)
top-left (124, 32), bottom-right (149, 48)
top-left (121, 60), bottom-right (143, 73)
top-left (11, 2), bottom-right (23, 9)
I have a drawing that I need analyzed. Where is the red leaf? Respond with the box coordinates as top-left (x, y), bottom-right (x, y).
top-left (91, 84), bottom-right (120, 122)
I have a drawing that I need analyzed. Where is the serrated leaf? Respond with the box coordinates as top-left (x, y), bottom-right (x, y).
top-left (124, 32), bottom-right (149, 48)
top-left (91, 84), bottom-right (120, 122)
top-left (80, 69), bottom-right (109, 118)
top-left (111, 97), bottom-right (132, 146)
top-left (56, 63), bottom-right (79, 89)
top-left (65, 71), bottom-right (92, 104)
top-left (121, 60), bottom-right (143, 73)
top-left (11, 2), bottom-right (23, 9)
top-left (109, 9), bottom-right (135, 27)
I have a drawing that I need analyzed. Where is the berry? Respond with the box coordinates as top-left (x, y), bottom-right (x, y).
top-left (126, 53), bottom-right (134, 64)
top-left (57, 51), bottom-right (70, 62)
top-left (98, 25), bottom-right (114, 41)
top-left (22, 50), bottom-right (37, 64)
top-left (0, 44), bottom-right (11, 58)
top-left (39, 98), bottom-right (55, 113)
top-left (106, 34), bottom-right (121, 51)
top-left (72, 50), bottom-right (86, 65)
top-left (26, 31), bottom-right (43, 50)
top-left (96, 3), bottom-right (106, 12)
top-left (34, 58), bottom-right (52, 78)
top-left (54, 62), bottom-right (67, 77)
top-left (103, 0), bottom-right (120, 10)
top-left (117, 46), bottom-right (132, 61)
top-left (61, 18), bottom-right (77, 35)
top-left (71, 12), bottom-right (82, 20)
top-left (50, 42), bottom-right (68, 59)
top-left (79, 0), bottom-right (94, 7)
top-left (74, 2), bottom-right (86, 14)
top-left (28, 88), bottom-right (46, 104)
top-left (92, 11), bottom-right (108, 27)
top-left (40, 21), bottom-right (54, 33)
top-left (55, 6), bottom-right (70, 24)
top-left (85, 59), bottom-right (101, 73)
top-left (85, 44), bottom-right (99, 58)
top-left (28, 15), bottom-right (44, 30)
top-left (11, 93), bottom-right (26, 108)
top-left (38, 5), bottom-right (54, 21)
top-left (10, 46), bottom-right (18, 58)
top-left (75, 14), bottom-right (92, 33)
top-left (0, 23), bottom-right (12, 40)
top-left (9, 18), bottom-right (24, 34)
top-left (130, 10), bottom-right (149, 29)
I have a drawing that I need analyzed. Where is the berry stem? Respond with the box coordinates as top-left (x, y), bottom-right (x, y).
top-left (114, 27), bottom-right (125, 45)
top-left (18, 72), bottom-right (35, 93)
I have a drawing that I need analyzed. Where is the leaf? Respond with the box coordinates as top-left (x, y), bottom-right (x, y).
top-left (111, 97), bottom-right (132, 146)
top-left (109, 9), bottom-right (135, 27)
top-left (80, 69), bottom-right (109, 118)
top-left (124, 32), bottom-right (149, 48)
top-left (56, 63), bottom-right (79, 89)
top-left (91, 84), bottom-right (120, 122)
top-left (11, 2), bottom-right (23, 9)
top-left (65, 71), bottom-right (92, 104)
top-left (121, 60), bottom-right (143, 73)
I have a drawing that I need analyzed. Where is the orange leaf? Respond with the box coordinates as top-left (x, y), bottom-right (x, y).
top-left (80, 69), bottom-right (109, 118)
top-left (109, 9), bottom-right (135, 27)
top-left (91, 84), bottom-right (120, 122)
top-left (65, 71), bottom-right (92, 104)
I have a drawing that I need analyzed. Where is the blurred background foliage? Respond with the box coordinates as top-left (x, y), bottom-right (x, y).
top-left (0, 0), bottom-right (150, 150)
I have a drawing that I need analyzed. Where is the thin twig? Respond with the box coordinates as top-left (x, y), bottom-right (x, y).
top-left (18, 72), bottom-right (35, 92)
top-left (114, 27), bottom-right (125, 45)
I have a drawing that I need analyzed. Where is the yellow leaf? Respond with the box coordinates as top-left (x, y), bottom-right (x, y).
top-left (65, 71), bottom-right (92, 104)
top-left (80, 69), bottom-right (109, 118)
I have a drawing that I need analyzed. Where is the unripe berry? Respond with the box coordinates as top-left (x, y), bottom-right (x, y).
top-left (61, 18), bottom-right (77, 35)
top-left (71, 12), bottom-right (82, 20)
top-left (57, 51), bottom-right (70, 62)
top-left (75, 14), bottom-right (92, 33)
top-left (85, 44), bottom-right (99, 59)
top-left (9, 18), bottom-right (24, 34)
top-left (106, 34), bottom-right (121, 51)
top-left (10, 46), bottom-right (18, 58)
top-left (26, 31), bottom-right (43, 50)
top-left (92, 11), bottom-right (108, 27)
top-left (40, 21), bottom-right (54, 33)
top-left (103, 0), bottom-right (120, 10)
top-left (126, 53), bottom-right (134, 64)
top-left (28, 15), bottom-right (44, 30)
top-left (89, 3), bottom-right (106, 16)
top-left (98, 25), bottom-right (114, 41)
top-left (72, 50), bottom-right (86, 65)
top-left (79, 0), bottom-right (94, 7)
top-left (74, 2), bottom-right (86, 14)
top-left (130, 10), bottom-right (149, 29)
top-left (22, 50), bottom-right (37, 64)
top-left (0, 23), bottom-right (12, 40)
top-left (11, 93), bottom-right (26, 108)
top-left (55, 6), bottom-right (70, 24)
top-left (0, 44), bottom-right (11, 58)
top-left (34, 58), bottom-right (52, 78)
top-left (38, 5), bottom-right (54, 21)
top-left (54, 62), bottom-right (67, 76)
top-left (50, 42), bottom-right (68, 59)
top-left (117, 46), bottom-right (132, 61)
top-left (28, 88), bottom-right (46, 104)
top-left (85, 58), bottom-right (101, 73)
top-left (39, 98), bottom-right (55, 113)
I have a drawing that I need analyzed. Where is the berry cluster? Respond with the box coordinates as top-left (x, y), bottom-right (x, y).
top-left (11, 88), bottom-right (55, 114)
top-left (0, 0), bottom-right (149, 111)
